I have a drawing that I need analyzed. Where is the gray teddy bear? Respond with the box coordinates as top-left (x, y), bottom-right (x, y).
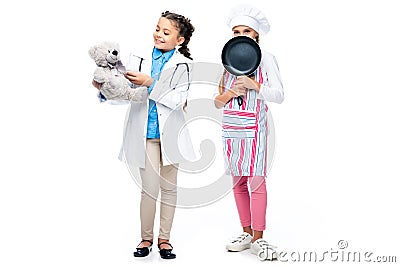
top-left (89, 41), bottom-right (147, 102)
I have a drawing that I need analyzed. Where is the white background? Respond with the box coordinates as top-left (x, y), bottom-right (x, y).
top-left (1, 0), bottom-right (399, 266)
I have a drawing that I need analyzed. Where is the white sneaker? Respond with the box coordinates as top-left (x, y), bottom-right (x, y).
top-left (250, 239), bottom-right (278, 261)
top-left (226, 232), bottom-right (253, 252)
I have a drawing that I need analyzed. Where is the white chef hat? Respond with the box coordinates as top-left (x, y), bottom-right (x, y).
top-left (227, 4), bottom-right (270, 35)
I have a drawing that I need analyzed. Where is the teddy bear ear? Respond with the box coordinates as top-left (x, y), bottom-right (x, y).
top-left (88, 46), bottom-right (98, 59)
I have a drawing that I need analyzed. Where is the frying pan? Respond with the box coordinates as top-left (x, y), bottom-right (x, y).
top-left (221, 36), bottom-right (261, 76)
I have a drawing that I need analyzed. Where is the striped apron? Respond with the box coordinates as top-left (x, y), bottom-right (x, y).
top-left (222, 67), bottom-right (269, 177)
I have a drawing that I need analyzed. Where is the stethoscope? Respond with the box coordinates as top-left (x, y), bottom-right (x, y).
top-left (137, 59), bottom-right (190, 91)
top-left (169, 63), bottom-right (190, 92)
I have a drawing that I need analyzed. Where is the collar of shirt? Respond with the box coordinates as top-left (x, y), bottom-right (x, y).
top-left (152, 47), bottom-right (175, 61)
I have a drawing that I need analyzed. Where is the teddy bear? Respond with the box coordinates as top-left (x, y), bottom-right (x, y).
top-left (89, 41), bottom-right (148, 102)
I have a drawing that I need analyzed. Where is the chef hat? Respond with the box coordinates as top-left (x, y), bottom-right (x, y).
top-left (227, 4), bottom-right (270, 35)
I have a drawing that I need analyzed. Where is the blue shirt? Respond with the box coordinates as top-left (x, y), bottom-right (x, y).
top-left (146, 47), bottom-right (175, 138)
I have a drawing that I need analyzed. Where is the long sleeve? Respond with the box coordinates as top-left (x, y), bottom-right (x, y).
top-left (257, 51), bottom-right (284, 104)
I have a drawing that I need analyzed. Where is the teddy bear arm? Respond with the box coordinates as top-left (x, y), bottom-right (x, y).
top-left (93, 67), bottom-right (109, 84)
top-left (127, 86), bottom-right (148, 102)
top-left (99, 76), bottom-right (128, 100)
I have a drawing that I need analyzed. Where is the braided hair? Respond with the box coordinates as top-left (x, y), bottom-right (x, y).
top-left (161, 11), bottom-right (195, 60)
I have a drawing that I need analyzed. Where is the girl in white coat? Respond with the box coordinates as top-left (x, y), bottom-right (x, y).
top-left (94, 11), bottom-right (195, 260)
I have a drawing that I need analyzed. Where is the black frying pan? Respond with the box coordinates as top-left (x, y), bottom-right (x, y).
top-left (221, 36), bottom-right (261, 76)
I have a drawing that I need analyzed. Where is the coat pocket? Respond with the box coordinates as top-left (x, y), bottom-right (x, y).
top-left (222, 109), bottom-right (257, 139)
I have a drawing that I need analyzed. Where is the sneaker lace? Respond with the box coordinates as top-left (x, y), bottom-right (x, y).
top-left (231, 233), bottom-right (249, 243)
top-left (256, 239), bottom-right (277, 250)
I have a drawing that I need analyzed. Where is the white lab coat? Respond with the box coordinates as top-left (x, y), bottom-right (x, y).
top-left (119, 48), bottom-right (196, 168)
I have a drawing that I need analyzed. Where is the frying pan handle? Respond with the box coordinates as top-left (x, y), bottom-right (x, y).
top-left (237, 96), bottom-right (243, 107)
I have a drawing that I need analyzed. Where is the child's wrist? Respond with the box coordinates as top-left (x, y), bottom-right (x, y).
top-left (226, 90), bottom-right (236, 98)
top-left (146, 78), bottom-right (154, 87)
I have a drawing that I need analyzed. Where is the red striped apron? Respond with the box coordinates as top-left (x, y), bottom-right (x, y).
top-left (222, 67), bottom-right (269, 177)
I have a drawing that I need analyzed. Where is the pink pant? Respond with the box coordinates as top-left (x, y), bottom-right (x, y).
top-left (232, 176), bottom-right (267, 231)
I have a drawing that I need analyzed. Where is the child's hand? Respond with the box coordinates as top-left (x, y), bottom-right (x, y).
top-left (236, 76), bottom-right (260, 91)
top-left (126, 71), bottom-right (154, 87)
top-left (229, 83), bottom-right (247, 97)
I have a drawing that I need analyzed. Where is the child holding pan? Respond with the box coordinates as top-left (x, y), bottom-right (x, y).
top-left (214, 4), bottom-right (284, 261)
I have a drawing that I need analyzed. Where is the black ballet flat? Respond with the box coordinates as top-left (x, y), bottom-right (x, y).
top-left (133, 240), bottom-right (153, 257)
top-left (158, 242), bottom-right (176, 259)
